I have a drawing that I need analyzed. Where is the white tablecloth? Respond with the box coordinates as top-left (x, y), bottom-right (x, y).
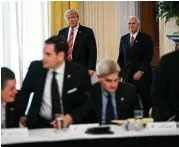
top-left (2, 123), bottom-right (179, 145)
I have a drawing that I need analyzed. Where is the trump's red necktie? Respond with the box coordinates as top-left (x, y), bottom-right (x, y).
top-left (67, 28), bottom-right (74, 61)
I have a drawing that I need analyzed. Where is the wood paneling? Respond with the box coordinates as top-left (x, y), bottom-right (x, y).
top-left (140, 1), bottom-right (159, 67)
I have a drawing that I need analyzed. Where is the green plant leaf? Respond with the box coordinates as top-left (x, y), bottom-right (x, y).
top-left (154, 1), bottom-right (179, 24)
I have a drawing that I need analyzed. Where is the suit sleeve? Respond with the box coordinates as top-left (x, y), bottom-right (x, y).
top-left (69, 67), bottom-right (93, 123)
top-left (117, 36), bottom-right (125, 77)
top-left (87, 29), bottom-right (97, 71)
top-left (15, 62), bottom-right (36, 117)
top-left (139, 35), bottom-right (153, 73)
top-left (151, 57), bottom-right (172, 121)
top-left (130, 84), bottom-right (140, 110)
top-left (58, 30), bottom-right (62, 36)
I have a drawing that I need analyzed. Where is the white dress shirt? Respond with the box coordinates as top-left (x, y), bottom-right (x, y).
top-left (130, 30), bottom-right (139, 41)
top-left (39, 62), bottom-right (65, 120)
top-left (1, 103), bottom-right (6, 128)
top-left (67, 23), bottom-right (79, 50)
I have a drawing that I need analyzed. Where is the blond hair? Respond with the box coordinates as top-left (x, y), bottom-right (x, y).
top-left (64, 9), bottom-right (79, 20)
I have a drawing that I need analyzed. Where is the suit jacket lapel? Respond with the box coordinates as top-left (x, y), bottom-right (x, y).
top-left (73, 25), bottom-right (83, 58)
top-left (74, 24), bottom-right (82, 46)
top-left (127, 33), bottom-right (130, 45)
top-left (133, 31), bottom-right (141, 47)
top-left (6, 103), bottom-right (14, 127)
top-left (126, 33), bottom-right (131, 51)
top-left (62, 61), bottom-right (71, 100)
top-left (39, 67), bottom-right (48, 101)
top-left (125, 33), bottom-right (132, 62)
top-left (115, 84), bottom-right (122, 119)
top-left (64, 27), bottom-right (69, 40)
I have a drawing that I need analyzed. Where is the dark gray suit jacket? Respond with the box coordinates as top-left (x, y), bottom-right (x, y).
top-left (90, 82), bottom-right (140, 123)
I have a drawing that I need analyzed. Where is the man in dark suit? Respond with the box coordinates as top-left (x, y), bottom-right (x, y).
top-left (1, 67), bottom-right (18, 128)
top-left (152, 50), bottom-right (179, 121)
top-left (58, 9), bottom-right (97, 76)
top-left (17, 35), bottom-right (92, 129)
top-left (117, 16), bottom-right (153, 117)
top-left (90, 58), bottom-right (140, 124)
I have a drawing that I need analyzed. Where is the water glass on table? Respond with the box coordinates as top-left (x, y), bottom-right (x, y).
top-left (134, 110), bottom-right (144, 120)
top-left (54, 113), bottom-right (65, 132)
top-left (131, 110), bottom-right (144, 131)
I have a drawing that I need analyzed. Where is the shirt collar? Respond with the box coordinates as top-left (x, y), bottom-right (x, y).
top-left (49, 61), bottom-right (65, 75)
top-left (69, 23), bottom-right (79, 32)
top-left (130, 30), bottom-right (139, 39)
top-left (101, 87), bottom-right (115, 98)
top-left (1, 102), bottom-right (6, 107)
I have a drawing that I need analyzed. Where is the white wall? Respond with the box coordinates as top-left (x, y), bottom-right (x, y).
top-left (79, 1), bottom-right (139, 62)
top-left (159, 18), bottom-right (179, 57)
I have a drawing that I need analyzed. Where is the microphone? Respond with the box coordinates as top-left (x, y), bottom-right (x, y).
top-left (167, 115), bottom-right (176, 121)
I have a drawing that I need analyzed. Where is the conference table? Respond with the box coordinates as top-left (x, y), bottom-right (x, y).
top-left (2, 123), bottom-right (179, 147)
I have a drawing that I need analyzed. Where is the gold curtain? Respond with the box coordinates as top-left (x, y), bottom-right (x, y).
top-left (49, 1), bottom-right (79, 36)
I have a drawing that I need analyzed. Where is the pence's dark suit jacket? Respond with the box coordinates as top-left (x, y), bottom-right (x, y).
top-left (117, 31), bottom-right (153, 117)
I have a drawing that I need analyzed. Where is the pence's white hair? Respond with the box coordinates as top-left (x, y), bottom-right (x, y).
top-left (128, 16), bottom-right (140, 24)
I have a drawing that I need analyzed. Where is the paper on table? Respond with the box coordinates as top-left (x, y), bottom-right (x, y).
top-left (111, 118), bottom-right (153, 125)
top-left (1, 128), bottom-right (29, 138)
top-left (146, 121), bottom-right (178, 131)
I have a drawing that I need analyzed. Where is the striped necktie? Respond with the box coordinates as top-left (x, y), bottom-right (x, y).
top-left (130, 35), bottom-right (134, 48)
top-left (67, 28), bottom-right (74, 61)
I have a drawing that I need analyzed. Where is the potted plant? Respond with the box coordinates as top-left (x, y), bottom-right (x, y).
top-left (155, 2), bottom-right (179, 27)
top-left (155, 1), bottom-right (179, 48)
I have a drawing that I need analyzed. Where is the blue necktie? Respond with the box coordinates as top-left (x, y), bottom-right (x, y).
top-left (106, 93), bottom-right (114, 124)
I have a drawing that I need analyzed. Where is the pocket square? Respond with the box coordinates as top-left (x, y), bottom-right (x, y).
top-left (67, 88), bottom-right (77, 94)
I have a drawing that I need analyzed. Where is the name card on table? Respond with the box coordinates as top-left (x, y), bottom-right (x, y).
top-left (1, 128), bottom-right (29, 137)
top-left (146, 122), bottom-right (177, 131)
